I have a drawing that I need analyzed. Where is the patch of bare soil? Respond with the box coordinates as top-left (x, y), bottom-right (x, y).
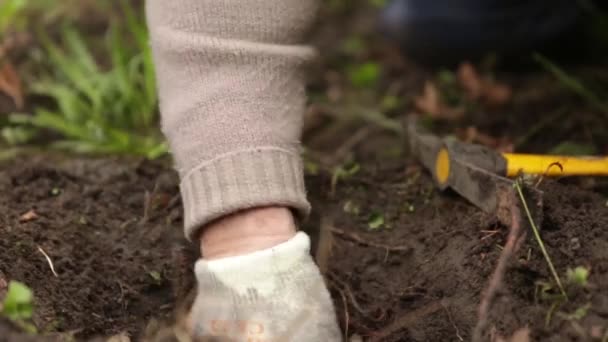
top-left (2, 154), bottom-right (607, 341)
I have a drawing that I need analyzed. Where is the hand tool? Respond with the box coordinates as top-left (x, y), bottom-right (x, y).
top-left (407, 118), bottom-right (608, 225)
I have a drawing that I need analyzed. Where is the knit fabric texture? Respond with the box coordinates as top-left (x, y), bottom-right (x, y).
top-left (146, 0), bottom-right (319, 240)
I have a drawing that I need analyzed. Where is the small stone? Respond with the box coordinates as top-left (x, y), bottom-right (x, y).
top-left (569, 237), bottom-right (581, 251)
top-left (19, 209), bottom-right (39, 222)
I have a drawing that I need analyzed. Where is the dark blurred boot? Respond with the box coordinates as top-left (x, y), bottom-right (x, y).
top-left (379, 0), bottom-right (581, 64)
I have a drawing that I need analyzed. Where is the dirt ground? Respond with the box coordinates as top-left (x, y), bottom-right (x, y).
top-left (2, 2), bottom-right (608, 342)
top-left (1, 149), bottom-right (607, 341)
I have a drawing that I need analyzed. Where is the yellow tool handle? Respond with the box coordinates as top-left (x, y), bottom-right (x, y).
top-left (503, 153), bottom-right (608, 177)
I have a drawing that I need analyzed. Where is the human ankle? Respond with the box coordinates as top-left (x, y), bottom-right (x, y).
top-left (198, 206), bottom-right (297, 259)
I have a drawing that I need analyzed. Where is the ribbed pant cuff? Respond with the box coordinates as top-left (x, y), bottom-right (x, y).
top-left (180, 148), bottom-right (310, 241)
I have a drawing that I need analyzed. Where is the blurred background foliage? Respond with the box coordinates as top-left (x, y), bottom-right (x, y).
top-left (0, 0), bottom-right (166, 158)
top-left (0, 0), bottom-right (607, 162)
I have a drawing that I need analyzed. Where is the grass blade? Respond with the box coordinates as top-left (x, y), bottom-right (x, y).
top-left (514, 179), bottom-right (567, 299)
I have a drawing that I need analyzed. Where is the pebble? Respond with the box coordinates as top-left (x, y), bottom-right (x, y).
top-left (569, 237), bottom-right (580, 251)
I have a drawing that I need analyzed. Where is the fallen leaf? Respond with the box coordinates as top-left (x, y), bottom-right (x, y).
top-left (19, 209), bottom-right (39, 223)
top-left (414, 81), bottom-right (465, 120)
top-left (457, 62), bottom-right (512, 106)
top-left (461, 126), bottom-right (514, 153)
top-left (0, 61), bottom-right (24, 109)
top-left (457, 62), bottom-right (484, 99)
top-left (415, 81), bottom-right (440, 114)
top-left (484, 82), bottom-right (512, 106)
top-left (590, 325), bottom-right (604, 339)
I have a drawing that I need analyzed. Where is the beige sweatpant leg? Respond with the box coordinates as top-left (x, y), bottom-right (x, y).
top-left (146, 0), bottom-right (318, 240)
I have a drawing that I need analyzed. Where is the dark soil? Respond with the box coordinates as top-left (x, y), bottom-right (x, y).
top-left (2, 1), bottom-right (608, 341)
top-left (0, 156), bottom-right (189, 340)
top-left (1, 153), bottom-right (607, 341)
top-left (320, 164), bottom-right (608, 342)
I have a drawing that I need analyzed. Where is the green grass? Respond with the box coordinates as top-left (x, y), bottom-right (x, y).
top-left (0, 0), bottom-right (80, 34)
top-left (534, 53), bottom-right (608, 120)
top-left (3, 2), bottom-right (167, 159)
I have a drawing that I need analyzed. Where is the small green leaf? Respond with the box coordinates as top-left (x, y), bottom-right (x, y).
top-left (368, 213), bottom-right (384, 230)
top-left (572, 305), bottom-right (589, 320)
top-left (381, 95), bottom-right (400, 112)
top-left (437, 69), bottom-right (456, 86)
top-left (304, 161), bottom-right (319, 175)
top-left (343, 200), bottom-right (360, 215)
top-left (2, 281), bottom-right (34, 321)
top-left (341, 36), bottom-right (365, 56)
top-left (566, 266), bottom-right (589, 287)
top-left (348, 62), bottom-right (380, 88)
top-left (148, 271), bottom-right (162, 283)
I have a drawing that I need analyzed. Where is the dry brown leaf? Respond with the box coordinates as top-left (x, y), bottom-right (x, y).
top-left (484, 82), bottom-right (512, 106)
top-left (19, 209), bottom-right (39, 223)
top-left (414, 81), bottom-right (465, 121)
top-left (457, 62), bottom-right (512, 106)
top-left (458, 62), bottom-right (484, 99)
top-left (461, 126), bottom-right (514, 153)
top-left (0, 61), bottom-right (24, 109)
top-left (590, 325), bottom-right (604, 339)
top-left (415, 81), bottom-right (440, 115)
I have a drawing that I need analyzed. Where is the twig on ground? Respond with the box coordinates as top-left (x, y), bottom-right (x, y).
top-left (328, 274), bottom-right (373, 316)
top-left (37, 245), bottom-right (58, 277)
top-left (316, 218), bottom-right (334, 275)
top-left (330, 226), bottom-right (411, 255)
top-left (441, 301), bottom-right (464, 341)
top-left (319, 104), bottom-right (403, 134)
top-left (473, 189), bottom-right (526, 342)
top-left (480, 230), bottom-right (500, 241)
top-left (368, 300), bottom-right (443, 342)
top-left (331, 280), bottom-right (350, 341)
top-left (141, 182), bottom-right (160, 224)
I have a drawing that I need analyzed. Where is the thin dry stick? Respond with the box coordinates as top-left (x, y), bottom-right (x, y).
top-left (330, 227), bottom-right (411, 253)
top-left (441, 302), bottom-right (464, 341)
top-left (316, 218), bottom-right (334, 275)
top-left (472, 192), bottom-right (526, 342)
top-left (331, 281), bottom-right (350, 342)
top-left (37, 245), bottom-right (58, 277)
top-left (329, 274), bottom-right (372, 316)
